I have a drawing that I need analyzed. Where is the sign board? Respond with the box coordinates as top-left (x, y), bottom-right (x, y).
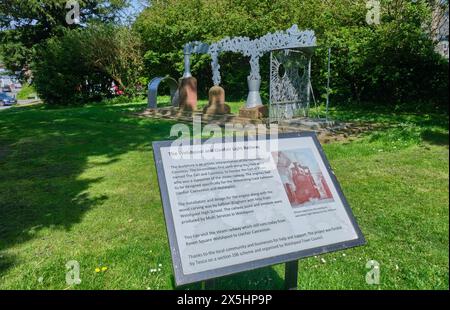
top-left (153, 132), bottom-right (365, 286)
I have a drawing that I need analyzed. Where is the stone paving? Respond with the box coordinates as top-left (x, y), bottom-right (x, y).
top-left (138, 107), bottom-right (378, 144)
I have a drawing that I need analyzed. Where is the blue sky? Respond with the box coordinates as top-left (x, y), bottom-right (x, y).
top-left (127, 0), bottom-right (149, 16)
top-left (118, 0), bottom-right (149, 24)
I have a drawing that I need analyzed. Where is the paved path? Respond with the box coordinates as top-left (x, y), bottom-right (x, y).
top-left (1, 100), bottom-right (41, 111)
top-left (17, 99), bottom-right (41, 105)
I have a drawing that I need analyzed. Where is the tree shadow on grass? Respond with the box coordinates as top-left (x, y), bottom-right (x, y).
top-left (0, 103), bottom-right (174, 276)
top-left (421, 129), bottom-right (449, 146)
top-left (174, 265), bottom-right (285, 290)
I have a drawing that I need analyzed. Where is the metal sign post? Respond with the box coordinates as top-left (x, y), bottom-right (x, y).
top-left (284, 260), bottom-right (299, 290)
top-left (201, 261), bottom-right (299, 290)
top-left (202, 279), bottom-right (216, 290)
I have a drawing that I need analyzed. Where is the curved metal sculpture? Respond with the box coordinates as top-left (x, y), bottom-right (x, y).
top-left (148, 76), bottom-right (179, 108)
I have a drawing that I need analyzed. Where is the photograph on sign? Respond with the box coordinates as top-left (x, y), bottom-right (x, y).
top-left (153, 132), bottom-right (365, 285)
top-left (273, 149), bottom-right (334, 208)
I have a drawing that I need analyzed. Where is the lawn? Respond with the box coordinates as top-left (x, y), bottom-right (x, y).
top-left (0, 100), bottom-right (448, 290)
top-left (16, 84), bottom-right (37, 100)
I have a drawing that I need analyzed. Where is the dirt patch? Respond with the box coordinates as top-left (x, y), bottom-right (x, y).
top-left (315, 122), bottom-right (384, 144)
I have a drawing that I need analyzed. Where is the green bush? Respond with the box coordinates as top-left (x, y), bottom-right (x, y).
top-left (134, 0), bottom-right (448, 107)
top-left (33, 24), bottom-right (144, 105)
top-left (16, 83), bottom-right (36, 100)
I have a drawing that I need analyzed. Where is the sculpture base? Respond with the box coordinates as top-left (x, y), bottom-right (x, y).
top-left (178, 77), bottom-right (197, 111)
top-left (203, 104), bottom-right (231, 115)
top-left (203, 86), bottom-right (231, 115)
top-left (239, 105), bottom-right (268, 119)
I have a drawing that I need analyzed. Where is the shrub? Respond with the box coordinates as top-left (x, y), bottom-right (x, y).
top-left (16, 83), bottom-right (36, 100)
top-left (33, 24), bottom-right (144, 105)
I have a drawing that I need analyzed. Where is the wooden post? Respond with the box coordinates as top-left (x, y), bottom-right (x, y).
top-left (284, 260), bottom-right (299, 290)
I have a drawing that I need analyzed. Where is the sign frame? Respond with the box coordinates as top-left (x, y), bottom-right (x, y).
top-left (152, 131), bottom-right (365, 286)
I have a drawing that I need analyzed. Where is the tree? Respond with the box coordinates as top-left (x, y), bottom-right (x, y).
top-left (81, 23), bottom-right (144, 91)
top-left (33, 23), bottom-right (144, 105)
top-left (0, 0), bottom-right (128, 71)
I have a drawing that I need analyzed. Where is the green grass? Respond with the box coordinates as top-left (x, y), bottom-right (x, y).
top-left (0, 100), bottom-right (448, 290)
top-left (16, 84), bottom-right (37, 100)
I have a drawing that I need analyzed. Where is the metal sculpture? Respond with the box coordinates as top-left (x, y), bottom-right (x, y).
top-left (148, 76), bottom-right (179, 108)
top-left (182, 25), bottom-right (316, 109)
top-left (183, 41), bottom-right (209, 78)
top-left (269, 49), bottom-right (311, 121)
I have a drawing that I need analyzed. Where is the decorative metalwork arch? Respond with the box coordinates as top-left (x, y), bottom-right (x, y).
top-left (183, 25), bottom-right (316, 86)
top-left (182, 25), bottom-right (317, 109)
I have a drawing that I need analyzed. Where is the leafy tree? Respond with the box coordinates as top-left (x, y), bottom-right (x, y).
top-left (0, 0), bottom-right (128, 71)
top-left (33, 23), bottom-right (143, 104)
top-left (81, 24), bottom-right (144, 90)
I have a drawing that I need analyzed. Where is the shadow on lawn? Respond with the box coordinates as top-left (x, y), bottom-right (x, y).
top-left (0, 103), bottom-right (173, 276)
top-left (0, 102), bottom-right (291, 289)
top-left (175, 265), bottom-right (285, 290)
top-left (1, 101), bottom-right (447, 288)
top-left (421, 129), bottom-right (449, 146)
